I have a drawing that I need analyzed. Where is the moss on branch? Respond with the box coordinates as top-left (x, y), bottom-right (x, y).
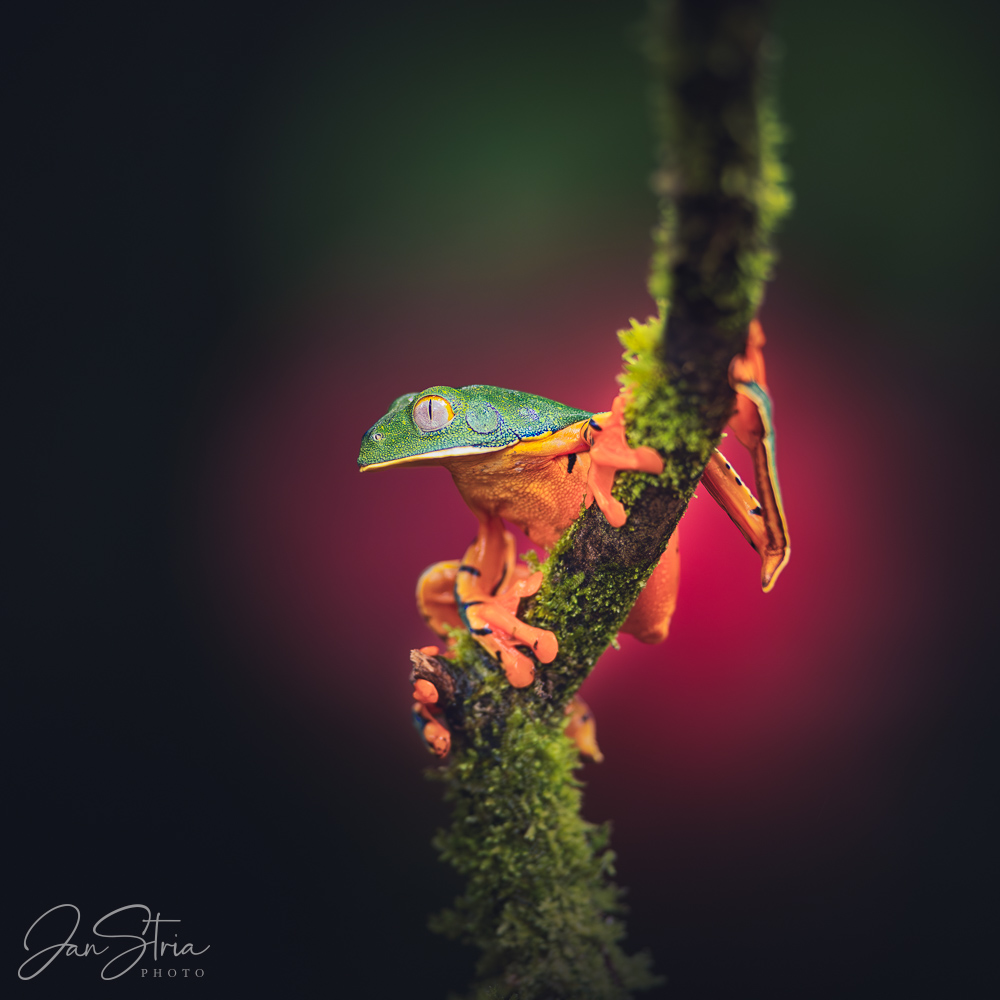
top-left (423, 3), bottom-right (791, 997)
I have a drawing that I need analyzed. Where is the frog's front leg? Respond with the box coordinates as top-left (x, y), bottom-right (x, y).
top-left (584, 394), bottom-right (664, 527)
top-left (455, 516), bottom-right (558, 688)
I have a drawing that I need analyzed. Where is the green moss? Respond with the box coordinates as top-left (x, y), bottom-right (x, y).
top-left (432, 708), bottom-right (661, 999)
top-left (617, 311), bottom-right (712, 496)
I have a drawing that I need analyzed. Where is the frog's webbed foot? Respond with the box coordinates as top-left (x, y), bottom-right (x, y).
top-left (564, 695), bottom-right (603, 762)
top-left (412, 699), bottom-right (451, 757)
top-left (584, 393), bottom-right (663, 527)
top-left (456, 520), bottom-right (558, 688)
top-left (711, 319), bottom-right (790, 591)
top-left (462, 570), bottom-right (557, 688)
top-left (410, 647), bottom-right (453, 757)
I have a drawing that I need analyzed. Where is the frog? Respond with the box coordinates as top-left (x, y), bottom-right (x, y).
top-left (359, 319), bottom-right (789, 754)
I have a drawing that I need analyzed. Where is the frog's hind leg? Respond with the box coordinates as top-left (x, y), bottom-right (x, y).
top-left (718, 319), bottom-right (791, 591)
top-left (455, 517), bottom-right (558, 688)
top-left (730, 379), bottom-right (789, 589)
top-left (416, 560), bottom-right (462, 641)
top-left (701, 449), bottom-right (788, 591)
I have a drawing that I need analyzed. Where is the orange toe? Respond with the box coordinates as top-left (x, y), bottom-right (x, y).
top-left (413, 679), bottom-right (439, 704)
top-left (585, 394), bottom-right (663, 527)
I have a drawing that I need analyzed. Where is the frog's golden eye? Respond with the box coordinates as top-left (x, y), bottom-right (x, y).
top-left (412, 394), bottom-right (454, 432)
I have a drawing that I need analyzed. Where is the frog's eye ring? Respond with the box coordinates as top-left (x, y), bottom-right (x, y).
top-left (371, 432), bottom-right (384, 442)
top-left (412, 394), bottom-right (454, 432)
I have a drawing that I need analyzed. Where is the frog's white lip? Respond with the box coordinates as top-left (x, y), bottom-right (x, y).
top-left (359, 444), bottom-right (508, 471)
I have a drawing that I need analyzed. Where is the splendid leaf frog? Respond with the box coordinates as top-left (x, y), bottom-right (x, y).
top-left (359, 320), bottom-right (789, 751)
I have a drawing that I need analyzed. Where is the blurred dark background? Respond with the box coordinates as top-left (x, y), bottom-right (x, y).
top-left (9, 1), bottom-right (998, 996)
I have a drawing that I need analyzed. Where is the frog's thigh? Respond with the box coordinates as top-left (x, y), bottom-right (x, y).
top-left (621, 529), bottom-right (680, 644)
top-left (416, 560), bottom-right (461, 637)
top-left (729, 391), bottom-right (764, 451)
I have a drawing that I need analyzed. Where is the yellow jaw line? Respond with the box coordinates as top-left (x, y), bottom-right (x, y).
top-left (359, 444), bottom-right (508, 472)
top-left (358, 420), bottom-right (593, 472)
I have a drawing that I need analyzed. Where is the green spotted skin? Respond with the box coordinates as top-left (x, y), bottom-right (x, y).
top-left (358, 385), bottom-right (593, 468)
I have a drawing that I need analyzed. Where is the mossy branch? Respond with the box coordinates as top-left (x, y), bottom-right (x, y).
top-left (422, 3), bottom-right (791, 997)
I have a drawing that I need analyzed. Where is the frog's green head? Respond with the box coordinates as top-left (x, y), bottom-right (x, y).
top-left (358, 385), bottom-right (591, 471)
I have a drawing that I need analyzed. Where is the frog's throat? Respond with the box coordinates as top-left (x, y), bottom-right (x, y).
top-left (359, 444), bottom-right (508, 471)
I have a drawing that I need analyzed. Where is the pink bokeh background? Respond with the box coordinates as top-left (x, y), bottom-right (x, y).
top-left (199, 261), bottom-right (970, 972)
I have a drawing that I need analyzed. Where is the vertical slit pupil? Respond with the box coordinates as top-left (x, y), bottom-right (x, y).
top-left (415, 395), bottom-right (451, 431)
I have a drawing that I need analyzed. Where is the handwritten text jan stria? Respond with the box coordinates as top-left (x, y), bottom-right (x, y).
top-left (19, 904), bottom-right (210, 981)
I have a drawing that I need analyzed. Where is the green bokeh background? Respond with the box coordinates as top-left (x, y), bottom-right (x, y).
top-left (234, 0), bottom-right (998, 370)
